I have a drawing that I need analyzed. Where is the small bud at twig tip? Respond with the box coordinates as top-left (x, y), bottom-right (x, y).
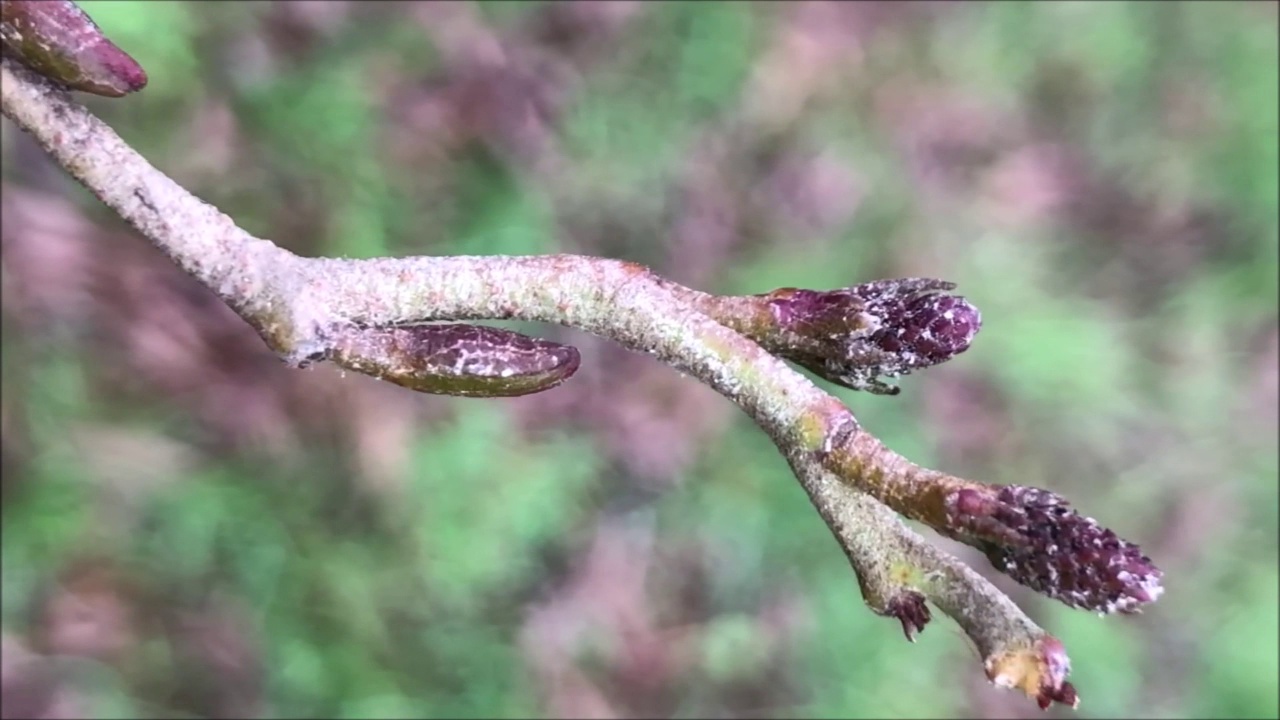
top-left (985, 635), bottom-right (1079, 710)
top-left (883, 591), bottom-right (931, 642)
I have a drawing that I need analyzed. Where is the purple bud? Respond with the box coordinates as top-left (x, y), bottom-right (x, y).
top-left (882, 591), bottom-right (931, 642)
top-left (760, 278), bottom-right (981, 394)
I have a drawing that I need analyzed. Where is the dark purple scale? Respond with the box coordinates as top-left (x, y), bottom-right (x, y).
top-left (868, 292), bottom-right (981, 364)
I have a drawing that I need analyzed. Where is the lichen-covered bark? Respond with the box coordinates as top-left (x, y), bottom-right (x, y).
top-left (0, 56), bottom-right (297, 350)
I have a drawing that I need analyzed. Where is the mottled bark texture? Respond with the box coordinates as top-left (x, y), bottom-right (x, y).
top-left (3, 19), bottom-right (1162, 711)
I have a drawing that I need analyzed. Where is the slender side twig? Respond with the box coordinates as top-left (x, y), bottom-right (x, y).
top-left (782, 451), bottom-right (1078, 708)
top-left (3, 51), bottom-right (1162, 710)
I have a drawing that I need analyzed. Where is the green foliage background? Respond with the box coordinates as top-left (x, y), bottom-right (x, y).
top-left (2, 2), bottom-right (1276, 718)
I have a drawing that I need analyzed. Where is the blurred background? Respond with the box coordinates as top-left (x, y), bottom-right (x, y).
top-left (1, 1), bottom-right (1276, 718)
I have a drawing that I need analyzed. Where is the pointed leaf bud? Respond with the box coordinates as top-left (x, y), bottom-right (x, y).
top-left (1, 0), bottom-right (147, 97)
top-left (318, 323), bottom-right (580, 397)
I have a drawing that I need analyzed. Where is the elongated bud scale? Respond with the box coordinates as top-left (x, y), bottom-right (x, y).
top-left (1, 0), bottom-right (147, 97)
top-left (320, 323), bottom-right (580, 397)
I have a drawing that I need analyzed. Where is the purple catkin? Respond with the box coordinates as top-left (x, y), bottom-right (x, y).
top-left (946, 486), bottom-right (1164, 614)
top-left (762, 278), bottom-right (981, 394)
top-left (1, 0), bottom-right (148, 97)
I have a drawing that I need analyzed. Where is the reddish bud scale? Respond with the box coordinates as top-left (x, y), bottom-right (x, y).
top-left (1, 0), bottom-right (147, 97)
top-left (947, 486), bottom-right (1163, 614)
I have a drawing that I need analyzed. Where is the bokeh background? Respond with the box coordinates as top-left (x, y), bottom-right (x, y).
top-left (2, 2), bottom-right (1276, 718)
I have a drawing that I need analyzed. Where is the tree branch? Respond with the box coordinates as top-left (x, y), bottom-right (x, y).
top-left (3, 47), bottom-right (1161, 710)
